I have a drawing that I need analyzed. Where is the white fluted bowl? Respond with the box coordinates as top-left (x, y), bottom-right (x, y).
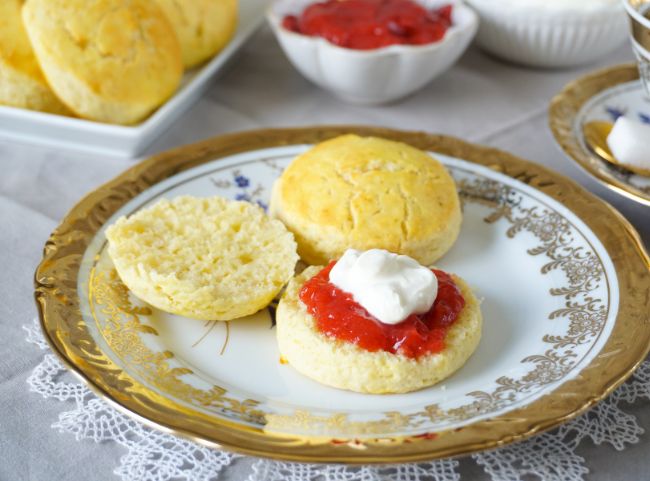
top-left (466, 0), bottom-right (628, 68)
top-left (267, 0), bottom-right (478, 104)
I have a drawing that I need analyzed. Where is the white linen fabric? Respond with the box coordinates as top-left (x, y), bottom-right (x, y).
top-left (1, 25), bottom-right (648, 481)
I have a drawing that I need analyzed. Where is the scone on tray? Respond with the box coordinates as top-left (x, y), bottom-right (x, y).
top-left (276, 256), bottom-right (482, 394)
top-left (155, 0), bottom-right (238, 69)
top-left (22, 0), bottom-right (183, 125)
top-left (270, 135), bottom-right (462, 266)
top-left (105, 196), bottom-right (299, 321)
top-left (0, 0), bottom-right (70, 114)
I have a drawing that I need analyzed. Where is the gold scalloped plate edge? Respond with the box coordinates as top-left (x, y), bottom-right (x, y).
top-left (34, 126), bottom-right (650, 464)
top-left (549, 63), bottom-right (650, 207)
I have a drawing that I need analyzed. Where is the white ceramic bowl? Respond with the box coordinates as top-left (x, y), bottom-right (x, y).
top-left (267, 0), bottom-right (478, 104)
top-left (466, 0), bottom-right (628, 68)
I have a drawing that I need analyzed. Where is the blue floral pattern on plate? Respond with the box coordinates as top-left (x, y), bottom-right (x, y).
top-left (605, 105), bottom-right (650, 124)
top-left (210, 170), bottom-right (269, 211)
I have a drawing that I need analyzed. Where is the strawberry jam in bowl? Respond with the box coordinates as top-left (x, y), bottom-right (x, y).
top-left (267, 0), bottom-right (479, 104)
top-left (282, 0), bottom-right (455, 50)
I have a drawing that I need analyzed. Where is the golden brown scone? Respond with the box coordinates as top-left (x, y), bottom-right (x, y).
top-left (276, 266), bottom-right (482, 394)
top-left (0, 0), bottom-right (69, 114)
top-left (22, 0), bottom-right (183, 125)
top-left (270, 135), bottom-right (462, 266)
top-left (155, 0), bottom-right (238, 69)
top-left (105, 196), bottom-right (299, 321)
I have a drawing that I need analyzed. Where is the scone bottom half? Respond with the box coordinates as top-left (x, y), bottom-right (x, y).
top-left (105, 195), bottom-right (299, 321)
top-left (276, 265), bottom-right (482, 394)
top-left (270, 134), bottom-right (463, 266)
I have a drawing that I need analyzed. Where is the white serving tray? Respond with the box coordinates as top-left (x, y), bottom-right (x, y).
top-left (0, 0), bottom-right (267, 157)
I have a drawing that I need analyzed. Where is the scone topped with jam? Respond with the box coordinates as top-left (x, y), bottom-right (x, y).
top-left (106, 196), bottom-right (299, 321)
top-left (276, 249), bottom-right (482, 394)
top-left (270, 135), bottom-right (462, 266)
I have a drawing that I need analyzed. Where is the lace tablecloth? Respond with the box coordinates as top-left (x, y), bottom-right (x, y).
top-left (23, 321), bottom-right (650, 481)
top-left (2, 24), bottom-right (649, 481)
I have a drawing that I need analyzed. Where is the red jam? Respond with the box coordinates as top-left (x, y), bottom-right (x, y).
top-left (299, 262), bottom-right (465, 359)
top-left (282, 0), bottom-right (453, 50)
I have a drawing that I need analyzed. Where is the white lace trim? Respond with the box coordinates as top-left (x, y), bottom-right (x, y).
top-left (25, 321), bottom-right (649, 481)
top-left (249, 460), bottom-right (461, 481)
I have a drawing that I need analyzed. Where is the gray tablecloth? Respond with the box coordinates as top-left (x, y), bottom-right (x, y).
top-left (1, 25), bottom-right (648, 481)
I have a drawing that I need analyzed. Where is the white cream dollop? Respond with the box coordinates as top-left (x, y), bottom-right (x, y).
top-left (329, 249), bottom-right (438, 325)
top-left (607, 117), bottom-right (650, 173)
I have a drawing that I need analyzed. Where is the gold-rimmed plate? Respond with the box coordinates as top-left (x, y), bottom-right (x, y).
top-left (35, 127), bottom-right (650, 463)
top-left (549, 63), bottom-right (650, 207)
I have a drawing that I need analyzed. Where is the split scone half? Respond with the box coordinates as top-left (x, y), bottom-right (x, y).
top-left (106, 195), bottom-right (299, 321)
top-left (276, 266), bottom-right (482, 394)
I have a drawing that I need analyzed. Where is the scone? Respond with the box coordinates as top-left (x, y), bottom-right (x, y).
top-left (276, 266), bottom-right (482, 394)
top-left (270, 135), bottom-right (462, 266)
top-left (155, 0), bottom-right (238, 68)
top-left (22, 0), bottom-right (183, 125)
top-left (0, 0), bottom-right (69, 114)
top-left (105, 196), bottom-right (299, 321)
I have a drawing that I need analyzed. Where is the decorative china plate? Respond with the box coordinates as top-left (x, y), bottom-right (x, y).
top-left (0, 0), bottom-right (266, 157)
top-left (550, 64), bottom-right (650, 207)
top-left (35, 127), bottom-right (650, 463)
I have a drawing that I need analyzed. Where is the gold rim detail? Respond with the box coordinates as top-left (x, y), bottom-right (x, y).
top-left (549, 63), bottom-right (650, 206)
top-left (35, 127), bottom-right (650, 463)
